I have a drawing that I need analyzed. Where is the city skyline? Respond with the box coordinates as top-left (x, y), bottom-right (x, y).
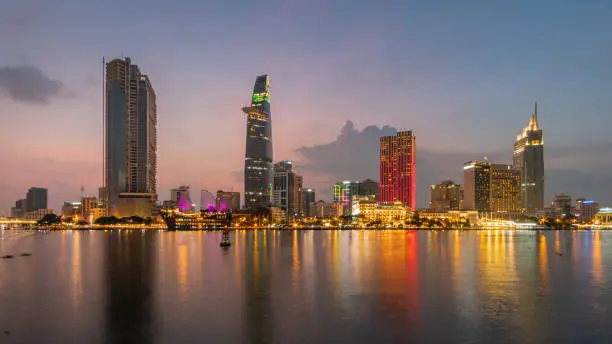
top-left (2, 1), bottom-right (612, 212)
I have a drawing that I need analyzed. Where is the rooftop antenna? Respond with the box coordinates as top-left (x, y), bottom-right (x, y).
top-left (80, 185), bottom-right (85, 199)
top-left (534, 101), bottom-right (538, 123)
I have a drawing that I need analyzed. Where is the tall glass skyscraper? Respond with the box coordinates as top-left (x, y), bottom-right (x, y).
top-left (242, 75), bottom-right (273, 209)
top-left (513, 103), bottom-right (544, 212)
top-left (104, 57), bottom-right (157, 213)
top-left (379, 131), bottom-right (416, 211)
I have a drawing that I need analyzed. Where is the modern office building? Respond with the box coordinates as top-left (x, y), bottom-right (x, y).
top-left (575, 199), bottom-right (599, 223)
top-left (463, 161), bottom-right (492, 213)
top-left (216, 191), bottom-right (240, 212)
top-left (272, 161), bottom-right (303, 217)
top-left (104, 57), bottom-right (157, 216)
top-left (26, 187), bottom-right (47, 212)
top-left (513, 102), bottom-right (544, 212)
top-left (490, 164), bottom-right (521, 213)
top-left (302, 188), bottom-right (315, 217)
top-left (430, 180), bottom-right (463, 212)
top-left (242, 75), bottom-right (273, 209)
top-left (380, 130), bottom-right (416, 210)
top-left (200, 189), bottom-right (216, 212)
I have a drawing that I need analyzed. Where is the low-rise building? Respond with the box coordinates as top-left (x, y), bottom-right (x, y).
top-left (25, 209), bottom-right (54, 220)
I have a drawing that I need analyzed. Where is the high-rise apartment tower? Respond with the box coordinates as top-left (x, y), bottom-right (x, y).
top-left (104, 57), bottom-right (157, 213)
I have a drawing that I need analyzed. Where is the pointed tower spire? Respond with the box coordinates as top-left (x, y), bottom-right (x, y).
top-left (534, 101), bottom-right (538, 123)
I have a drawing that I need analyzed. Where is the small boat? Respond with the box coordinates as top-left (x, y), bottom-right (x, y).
top-left (220, 229), bottom-right (231, 247)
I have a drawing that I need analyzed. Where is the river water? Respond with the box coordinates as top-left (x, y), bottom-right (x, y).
top-left (1, 229), bottom-right (611, 343)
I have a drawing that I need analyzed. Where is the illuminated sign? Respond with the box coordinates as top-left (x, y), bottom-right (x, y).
top-left (252, 92), bottom-right (271, 104)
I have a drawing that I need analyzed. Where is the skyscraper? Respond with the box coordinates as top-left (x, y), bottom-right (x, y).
top-left (302, 189), bottom-right (315, 217)
top-left (242, 75), bottom-right (273, 209)
top-left (104, 57), bottom-right (157, 213)
top-left (272, 161), bottom-right (303, 217)
top-left (379, 131), bottom-right (416, 211)
top-left (26, 187), bottom-right (47, 212)
top-left (490, 164), bottom-right (521, 213)
top-left (513, 102), bottom-right (544, 212)
top-left (463, 161), bottom-right (491, 213)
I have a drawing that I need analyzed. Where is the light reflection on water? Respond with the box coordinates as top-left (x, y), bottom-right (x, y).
top-left (0, 230), bottom-right (611, 343)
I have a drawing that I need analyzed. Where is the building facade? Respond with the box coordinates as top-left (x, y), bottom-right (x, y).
top-left (171, 186), bottom-right (193, 212)
top-left (430, 180), bottom-right (463, 212)
top-left (358, 179), bottom-right (380, 200)
top-left (216, 191), bottom-right (240, 211)
top-left (272, 161), bottom-right (303, 217)
top-left (463, 161), bottom-right (491, 213)
top-left (380, 131), bottom-right (416, 210)
top-left (10, 199), bottom-right (26, 218)
top-left (551, 193), bottom-right (572, 218)
top-left (242, 75), bottom-right (273, 209)
top-left (575, 199), bottom-right (598, 223)
top-left (26, 187), bottom-right (47, 212)
top-left (490, 164), bottom-right (521, 213)
top-left (513, 103), bottom-right (544, 212)
top-left (302, 189), bottom-right (315, 217)
top-left (104, 57), bottom-right (157, 215)
top-left (200, 189), bottom-right (216, 212)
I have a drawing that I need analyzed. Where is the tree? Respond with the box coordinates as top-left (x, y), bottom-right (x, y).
top-left (37, 213), bottom-right (61, 225)
top-left (412, 211), bottom-right (421, 227)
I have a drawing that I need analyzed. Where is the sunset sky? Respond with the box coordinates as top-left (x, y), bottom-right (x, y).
top-left (1, 0), bottom-right (612, 213)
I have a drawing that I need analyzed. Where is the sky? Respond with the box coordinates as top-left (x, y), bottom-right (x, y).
top-left (1, 0), bottom-right (612, 213)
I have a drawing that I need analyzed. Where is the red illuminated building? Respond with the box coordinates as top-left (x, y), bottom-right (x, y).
top-left (379, 130), bottom-right (416, 210)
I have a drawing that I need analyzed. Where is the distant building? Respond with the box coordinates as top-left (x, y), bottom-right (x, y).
top-left (25, 209), bottom-right (53, 221)
top-left (594, 208), bottom-right (612, 226)
top-left (359, 201), bottom-right (409, 224)
top-left (61, 202), bottom-right (82, 217)
top-left (200, 189), bottom-right (216, 212)
top-left (10, 199), bottom-right (26, 219)
top-left (81, 197), bottom-right (98, 217)
top-left (463, 161), bottom-right (491, 213)
top-left (513, 103), bottom-right (544, 212)
top-left (552, 193), bottom-right (572, 218)
top-left (334, 181), bottom-right (360, 216)
top-left (98, 187), bottom-right (106, 209)
top-left (243, 75), bottom-right (273, 209)
top-left (490, 164), bottom-right (521, 213)
top-left (171, 186), bottom-right (194, 212)
top-left (380, 130), bottom-right (416, 210)
top-left (430, 180), bottom-right (463, 212)
top-left (302, 188), bottom-right (315, 217)
top-left (358, 179), bottom-right (380, 200)
top-left (272, 161), bottom-right (303, 217)
top-left (104, 57), bottom-right (157, 214)
top-left (575, 199), bottom-right (598, 223)
top-left (26, 187), bottom-right (47, 212)
top-left (216, 191), bottom-right (240, 211)
top-left (311, 200), bottom-right (336, 218)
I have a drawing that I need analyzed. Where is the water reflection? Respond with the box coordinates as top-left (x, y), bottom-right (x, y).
top-left (2, 230), bottom-right (612, 343)
top-left (104, 231), bottom-right (155, 344)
